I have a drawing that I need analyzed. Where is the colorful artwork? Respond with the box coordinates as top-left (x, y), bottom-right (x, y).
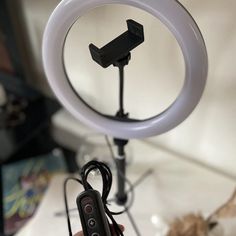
top-left (2, 153), bottom-right (66, 234)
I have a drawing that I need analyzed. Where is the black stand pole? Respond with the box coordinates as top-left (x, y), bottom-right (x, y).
top-left (112, 54), bottom-right (130, 206)
top-left (114, 143), bottom-right (127, 205)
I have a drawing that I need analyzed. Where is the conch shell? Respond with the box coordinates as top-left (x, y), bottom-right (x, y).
top-left (167, 214), bottom-right (208, 236)
top-left (167, 189), bottom-right (236, 236)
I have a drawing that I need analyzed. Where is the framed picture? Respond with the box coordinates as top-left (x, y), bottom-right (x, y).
top-left (0, 26), bottom-right (15, 75)
top-left (0, 0), bottom-right (24, 79)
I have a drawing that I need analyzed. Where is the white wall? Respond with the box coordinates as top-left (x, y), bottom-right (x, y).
top-left (22, 0), bottom-right (236, 176)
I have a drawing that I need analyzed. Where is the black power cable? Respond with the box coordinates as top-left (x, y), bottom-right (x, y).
top-left (64, 161), bottom-right (125, 236)
top-left (64, 177), bottom-right (82, 236)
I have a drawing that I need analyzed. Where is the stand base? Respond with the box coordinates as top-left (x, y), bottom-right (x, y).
top-left (116, 194), bottom-right (128, 206)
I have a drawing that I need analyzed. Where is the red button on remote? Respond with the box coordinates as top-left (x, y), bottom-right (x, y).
top-left (84, 204), bottom-right (93, 214)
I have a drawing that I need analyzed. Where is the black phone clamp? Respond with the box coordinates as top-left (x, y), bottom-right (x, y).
top-left (89, 19), bottom-right (144, 68)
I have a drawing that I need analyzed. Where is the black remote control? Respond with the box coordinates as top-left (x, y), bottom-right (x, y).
top-left (77, 190), bottom-right (112, 236)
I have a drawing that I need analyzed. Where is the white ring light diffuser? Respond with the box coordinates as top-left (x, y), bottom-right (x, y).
top-left (42, 0), bottom-right (208, 139)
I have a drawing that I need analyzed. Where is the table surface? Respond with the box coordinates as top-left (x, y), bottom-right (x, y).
top-left (15, 138), bottom-right (236, 236)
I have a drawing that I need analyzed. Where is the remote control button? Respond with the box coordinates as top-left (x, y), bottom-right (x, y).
top-left (81, 197), bottom-right (93, 205)
top-left (88, 218), bottom-right (96, 228)
top-left (91, 233), bottom-right (100, 236)
top-left (84, 204), bottom-right (93, 214)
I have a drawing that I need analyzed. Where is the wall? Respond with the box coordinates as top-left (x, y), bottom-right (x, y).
top-left (21, 0), bottom-right (236, 176)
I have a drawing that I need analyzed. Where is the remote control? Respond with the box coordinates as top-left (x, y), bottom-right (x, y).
top-left (77, 190), bottom-right (112, 236)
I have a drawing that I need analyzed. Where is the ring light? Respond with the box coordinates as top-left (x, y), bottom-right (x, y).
top-left (42, 0), bottom-right (208, 139)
